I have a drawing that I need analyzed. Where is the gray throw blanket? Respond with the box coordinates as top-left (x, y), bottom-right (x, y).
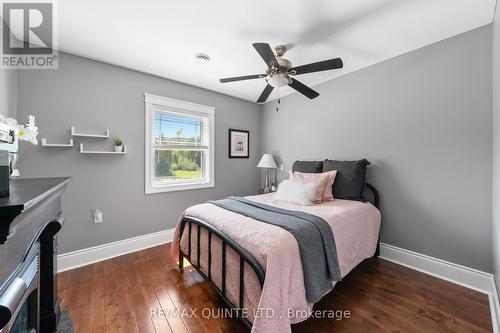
top-left (207, 196), bottom-right (341, 303)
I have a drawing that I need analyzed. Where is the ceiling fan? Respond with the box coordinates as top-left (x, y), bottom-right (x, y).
top-left (220, 43), bottom-right (343, 103)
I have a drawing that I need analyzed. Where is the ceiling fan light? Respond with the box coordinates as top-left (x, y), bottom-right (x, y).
top-left (266, 74), bottom-right (290, 88)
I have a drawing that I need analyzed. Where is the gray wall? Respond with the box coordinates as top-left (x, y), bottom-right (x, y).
top-left (262, 26), bottom-right (493, 272)
top-left (17, 52), bottom-right (262, 254)
top-left (492, 4), bottom-right (500, 294)
top-left (0, 69), bottom-right (17, 118)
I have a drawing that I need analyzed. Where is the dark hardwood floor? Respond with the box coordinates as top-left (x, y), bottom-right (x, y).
top-left (58, 244), bottom-right (492, 332)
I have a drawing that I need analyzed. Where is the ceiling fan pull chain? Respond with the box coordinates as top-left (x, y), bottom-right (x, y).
top-left (276, 87), bottom-right (281, 112)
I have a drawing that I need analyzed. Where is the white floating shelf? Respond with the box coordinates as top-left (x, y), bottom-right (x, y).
top-left (79, 143), bottom-right (127, 154)
top-left (71, 127), bottom-right (109, 138)
top-left (41, 138), bottom-right (74, 147)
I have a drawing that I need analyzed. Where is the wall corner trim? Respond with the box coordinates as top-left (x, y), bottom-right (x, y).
top-left (380, 242), bottom-right (499, 333)
top-left (57, 228), bottom-right (175, 273)
top-left (490, 278), bottom-right (500, 333)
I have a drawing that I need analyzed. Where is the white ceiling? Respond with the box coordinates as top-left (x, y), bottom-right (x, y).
top-left (56, 0), bottom-right (495, 103)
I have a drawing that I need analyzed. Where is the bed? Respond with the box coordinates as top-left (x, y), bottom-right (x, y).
top-left (171, 166), bottom-right (380, 333)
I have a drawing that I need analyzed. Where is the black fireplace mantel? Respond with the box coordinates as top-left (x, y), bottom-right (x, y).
top-left (0, 177), bottom-right (71, 332)
top-left (0, 177), bottom-right (71, 244)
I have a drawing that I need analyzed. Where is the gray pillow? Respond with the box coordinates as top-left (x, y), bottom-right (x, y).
top-left (322, 159), bottom-right (371, 200)
top-left (292, 160), bottom-right (323, 173)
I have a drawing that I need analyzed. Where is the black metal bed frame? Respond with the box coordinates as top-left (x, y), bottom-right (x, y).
top-left (178, 183), bottom-right (380, 329)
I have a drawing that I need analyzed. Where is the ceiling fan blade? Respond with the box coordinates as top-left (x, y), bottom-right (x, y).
top-left (290, 58), bottom-right (343, 75)
top-left (288, 78), bottom-right (319, 99)
top-left (220, 74), bottom-right (267, 83)
top-left (257, 84), bottom-right (274, 104)
top-left (253, 43), bottom-right (279, 68)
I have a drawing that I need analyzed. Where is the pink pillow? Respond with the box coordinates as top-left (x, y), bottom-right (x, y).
top-left (289, 170), bottom-right (337, 203)
top-left (319, 170), bottom-right (337, 201)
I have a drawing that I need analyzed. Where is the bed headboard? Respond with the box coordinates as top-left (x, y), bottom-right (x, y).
top-left (291, 159), bottom-right (379, 209)
top-left (365, 182), bottom-right (381, 257)
top-left (363, 183), bottom-right (379, 209)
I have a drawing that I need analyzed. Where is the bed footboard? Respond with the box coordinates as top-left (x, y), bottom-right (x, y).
top-left (178, 216), bottom-right (265, 329)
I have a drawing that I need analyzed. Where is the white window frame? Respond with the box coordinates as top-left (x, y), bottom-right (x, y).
top-left (144, 93), bottom-right (215, 194)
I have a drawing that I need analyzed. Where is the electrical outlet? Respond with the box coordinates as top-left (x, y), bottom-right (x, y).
top-left (279, 164), bottom-right (284, 171)
top-left (93, 210), bottom-right (103, 224)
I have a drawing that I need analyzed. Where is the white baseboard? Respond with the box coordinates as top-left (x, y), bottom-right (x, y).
top-left (379, 243), bottom-right (492, 292)
top-left (380, 242), bottom-right (499, 333)
top-left (57, 228), bottom-right (175, 273)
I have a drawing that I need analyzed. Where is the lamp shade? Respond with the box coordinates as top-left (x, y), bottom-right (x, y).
top-left (257, 154), bottom-right (277, 169)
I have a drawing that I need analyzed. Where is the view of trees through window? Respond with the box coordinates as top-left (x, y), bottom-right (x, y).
top-left (154, 150), bottom-right (202, 181)
top-left (153, 111), bottom-right (205, 182)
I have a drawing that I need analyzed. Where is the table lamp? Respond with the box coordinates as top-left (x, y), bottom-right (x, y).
top-left (257, 153), bottom-right (277, 192)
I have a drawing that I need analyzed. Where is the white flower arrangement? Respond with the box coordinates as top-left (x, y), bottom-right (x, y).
top-left (0, 115), bottom-right (38, 145)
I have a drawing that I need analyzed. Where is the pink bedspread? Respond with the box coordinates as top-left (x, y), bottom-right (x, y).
top-left (171, 193), bottom-right (380, 333)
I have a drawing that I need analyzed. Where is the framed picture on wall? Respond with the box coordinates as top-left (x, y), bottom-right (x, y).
top-left (228, 129), bottom-right (249, 158)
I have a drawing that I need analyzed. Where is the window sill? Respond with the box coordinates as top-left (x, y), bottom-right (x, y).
top-left (145, 181), bottom-right (214, 194)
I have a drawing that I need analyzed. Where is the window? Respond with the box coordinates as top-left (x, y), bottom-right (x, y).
top-left (145, 93), bottom-right (215, 193)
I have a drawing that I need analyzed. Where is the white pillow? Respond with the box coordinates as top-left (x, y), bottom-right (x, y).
top-left (274, 179), bottom-right (317, 206)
